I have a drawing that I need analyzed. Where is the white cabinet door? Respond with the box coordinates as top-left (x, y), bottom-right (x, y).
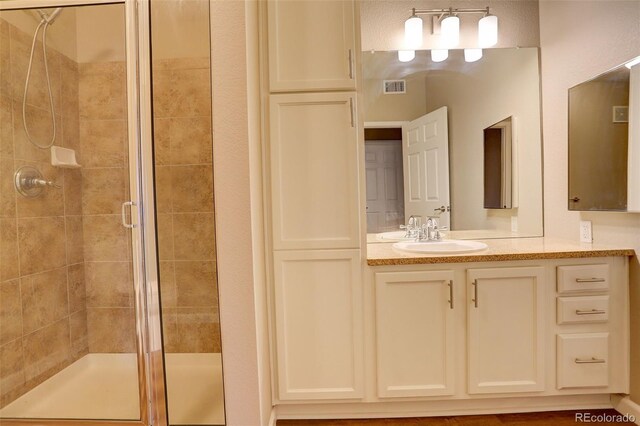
top-left (467, 266), bottom-right (546, 394)
top-left (273, 250), bottom-right (363, 400)
top-left (270, 93), bottom-right (360, 250)
top-left (267, 0), bottom-right (356, 92)
top-left (375, 271), bottom-right (455, 398)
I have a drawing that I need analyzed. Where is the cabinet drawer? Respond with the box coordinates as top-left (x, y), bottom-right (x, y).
top-left (557, 296), bottom-right (609, 324)
top-left (557, 264), bottom-right (609, 293)
top-left (557, 333), bottom-right (609, 389)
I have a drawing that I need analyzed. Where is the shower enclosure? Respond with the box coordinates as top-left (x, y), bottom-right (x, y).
top-left (0, 0), bottom-right (223, 424)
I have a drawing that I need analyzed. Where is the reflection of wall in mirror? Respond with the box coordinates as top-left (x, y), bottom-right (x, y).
top-left (362, 49), bottom-right (543, 235)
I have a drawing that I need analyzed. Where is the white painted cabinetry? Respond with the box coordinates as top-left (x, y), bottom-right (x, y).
top-left (267, 0), bottom-right (356, 92)
top-left (467, 267), bottom-right (546, 394)
top-left (375, 271), bottom-right (455, 398)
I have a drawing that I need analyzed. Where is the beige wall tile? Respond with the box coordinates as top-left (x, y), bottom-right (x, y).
top-left (0, 280), bottom-right (22, 346)
top-left (65, 216), bottom-right (84, 265)
top-left (60, 57), bottom-right (79, 152)
top-left (85, 261), bottom-right (132, 308)
top-left (12, 102), bottom-right (61, 163)
top-left (161, 308), bottom-right (179, 353)
top-left (173, 213), bottom-right (215, 260)
top-left (69, 310), bottom-right (88, 361)
top-left (0, 218), bottom-right (19, 281)
top-left (154, 166), bottom-right (172, 213)
top-left (18, 216), bottom-right (66, 275)
top-left (83, 215), bottom-right (130, 262)
top-left (168, 68), bottom-right (212, 118)
top-left (81, 167), bottom-right (126, 215)
top-left (15, 161), bottom-right (64, 218)
top-left (153, 118), bottom-right (170, 165)
top-left (22, 319), bottom-right (70, 383)
top-left (151, 68), bottom-right (172, 118)
top-left (87, 307), bottom-right (135, 353)
top-left (67, 263), bottom-right (86, 314)
top-left (0, 96), bottom-right (13, 158)
top-left (176, 307), bottom-right (217, 353)
top-left (0, 338), bottom-right (25, 407)
top-left (175, 260), bottom-right (217, 307)
top-left (171, 165), bottom-right (213, 213)
top-left (0, 20), bottom-right (10, 100)
top-left (159, 261), bottom-right (176, 308)
top-left (169, 116), bottom-right (212, 165)
top-left (63, 169), bottom-right (83, 215)
top-left (154, 57), bottom-right (210, 71)
top-left (79, 63), bottom-right (125, 120)
top-left (79, 119), bottom-right (126, 168)
top-left (0, 158), bottom-right (16, 217)
top-left (20, 267), bottom-right (69, 335)
top-left (157, 213), bottom-right (174, 261)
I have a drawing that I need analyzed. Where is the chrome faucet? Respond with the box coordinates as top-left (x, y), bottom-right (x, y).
top-left (400, 215), bottom-right (422, 239)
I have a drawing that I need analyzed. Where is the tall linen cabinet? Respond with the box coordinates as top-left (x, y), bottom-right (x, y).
top-left (263, 0), bottom-right (365, 402)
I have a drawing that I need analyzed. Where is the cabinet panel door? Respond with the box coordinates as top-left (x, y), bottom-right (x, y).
top-left (467, 266), bottom-right (546, 394)
top-left (375, 271), bottom-right (455, 398)
top-left (273, 250), bottom-right (363, 400)
top-left (270, 93), bottom-right (360, 250)
top-left (267, 0), bottom-right (356, 91)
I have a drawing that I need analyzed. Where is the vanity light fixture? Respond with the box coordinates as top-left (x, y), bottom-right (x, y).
top-left (401, 6), bottom-right (498, 63)
top-left (625, 56), bottom-right (640, 69)
top-left (431, 49), bottom-right (449, 62)
top-left (398, 50), bottom-right (416, 62)
top-left (464, 48), bottom-right (483, 62)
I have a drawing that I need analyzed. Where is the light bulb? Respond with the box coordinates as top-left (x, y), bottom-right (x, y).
top-left (431, 49), bottom-right (449, 63)
top-left (464, 48), bottom-right (483, 62)
top-left (404, 16), bottom-right (423, 49)
top-left (478, 14), bottom-right (498, 48)
top-left (441, 15), bottom-right (460, 47)
top-left (398, 50), bottom-right (416, 62)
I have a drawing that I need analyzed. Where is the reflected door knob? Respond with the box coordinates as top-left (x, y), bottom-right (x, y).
top-left (570, 197), bottom-right (580, 202)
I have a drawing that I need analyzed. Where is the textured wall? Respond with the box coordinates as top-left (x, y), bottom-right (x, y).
top-left (360, 0), bottom-right (540, 52)
top-left (0, 18), bottom-right (87, 408)
top-left (538, 0), bottom-right (640, 403)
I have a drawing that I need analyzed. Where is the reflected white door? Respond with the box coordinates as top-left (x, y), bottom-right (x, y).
top-left (365, 141), bottom-right (404, 233)
top-left (402, 107), bottom-right (451, 227)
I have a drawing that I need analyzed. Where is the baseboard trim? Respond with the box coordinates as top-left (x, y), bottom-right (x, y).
top-left (611, 395), bottom-right (640, 425)
top-left (275, 394), bottom-right (613, 420)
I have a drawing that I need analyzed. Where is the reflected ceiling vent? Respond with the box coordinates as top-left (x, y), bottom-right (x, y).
top-left (383, 80), bottom-right (406, 94)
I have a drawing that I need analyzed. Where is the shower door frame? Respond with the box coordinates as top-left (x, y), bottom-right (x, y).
top-left (0, 0), bottom-right (167, 425)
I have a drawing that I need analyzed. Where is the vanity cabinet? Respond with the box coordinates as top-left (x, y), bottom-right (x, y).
top-left (267, 0), bottom-right (357, 92)
top-left (375, 271), bottom-right (456, 398)
top-left (467, 267), bottom-right (546, 394)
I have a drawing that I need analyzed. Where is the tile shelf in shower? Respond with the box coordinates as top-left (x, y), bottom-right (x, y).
top-left (50, 146), bottom-right (82, 168)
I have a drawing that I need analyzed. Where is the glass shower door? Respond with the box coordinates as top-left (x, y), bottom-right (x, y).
top-left (0, 1), bottom-right (151, 422)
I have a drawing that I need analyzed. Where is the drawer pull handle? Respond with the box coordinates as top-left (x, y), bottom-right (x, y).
top-left (471, 280), bottom-right (478, 308)
top-left (575, 309), bottom-right (606, 315)
top-left (574, 357), bottom-right (606, 364)
top-left (448, 280), bottom-right (454, 310)
top-left (575, 277), bottom-right (606, 283)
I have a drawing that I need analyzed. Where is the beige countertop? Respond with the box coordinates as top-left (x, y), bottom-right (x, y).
top-left (367, 237), bottom-right (636, 266)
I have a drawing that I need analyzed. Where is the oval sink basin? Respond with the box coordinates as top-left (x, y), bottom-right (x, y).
top-left (375, 230), bottom-right (414, 242)
top-left (392, 240), bottom-right (488, 254)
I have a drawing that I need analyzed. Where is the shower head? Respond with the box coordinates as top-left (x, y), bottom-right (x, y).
top-left (37, 8), bottom-right (63, 25)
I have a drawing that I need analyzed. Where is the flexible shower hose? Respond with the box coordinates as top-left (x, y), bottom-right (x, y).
top-left (22, 19), bottom-right (57, 149)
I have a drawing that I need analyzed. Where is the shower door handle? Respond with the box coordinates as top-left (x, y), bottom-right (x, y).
top-left (121, 201), bottom-right (137, 229)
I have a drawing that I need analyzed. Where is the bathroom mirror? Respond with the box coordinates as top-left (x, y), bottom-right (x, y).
top-left (568, 63), bottom-right (631, 211)
top-left (363, 48), bottom-right (543, 240)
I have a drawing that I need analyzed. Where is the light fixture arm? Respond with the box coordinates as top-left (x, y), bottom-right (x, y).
top-left (411, 6), bottom-right (492, 18)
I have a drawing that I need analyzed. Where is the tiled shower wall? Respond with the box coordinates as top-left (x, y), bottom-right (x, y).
top-left (0, 19), bottom-right (87, 408)
top-left (153, 57), bottom-right (221, 353)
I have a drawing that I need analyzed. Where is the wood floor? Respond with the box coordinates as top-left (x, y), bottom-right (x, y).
top-left (277, 409), bottom-right (634, 425)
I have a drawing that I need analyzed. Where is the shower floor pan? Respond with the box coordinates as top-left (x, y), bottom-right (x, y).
top-left (0, 352), bottom-right (225, 425)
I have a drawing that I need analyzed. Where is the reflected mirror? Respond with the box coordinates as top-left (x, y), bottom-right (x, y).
top-left (363, 48), bottom-right (543, 240)
top-left (568, 64), bottom-right (630, 211)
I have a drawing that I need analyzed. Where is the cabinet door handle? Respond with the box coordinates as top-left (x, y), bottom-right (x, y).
top-left (447, 280), bottom-right (454, 309)
top-left (471, 279), bottom-right (478, 308)
top-left (574, 357), bottom-right (606, 364)
top-left (575, 309), bottom-right (606, 315)
top-left (575, 277), bottom-right (606, 283)
top-left (349, 97), bottom-right (355, 128)
top-left (348, 49), bottom-right (354, 79)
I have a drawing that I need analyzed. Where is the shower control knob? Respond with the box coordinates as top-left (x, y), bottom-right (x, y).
top-left (14, 166), bottom-right (60, 198)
